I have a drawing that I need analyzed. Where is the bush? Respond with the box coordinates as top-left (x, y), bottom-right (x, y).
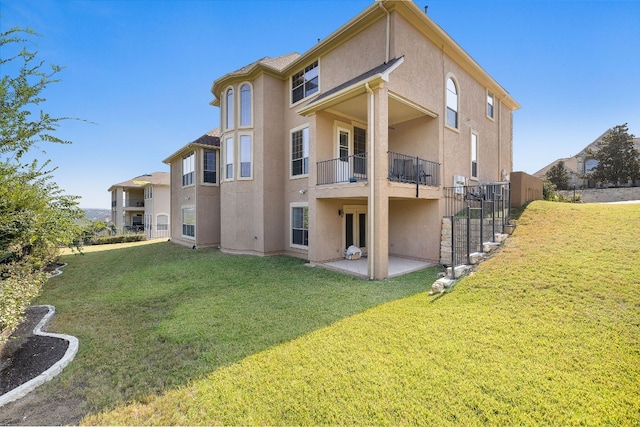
top-left (88, 234), bottom-right (147, 245)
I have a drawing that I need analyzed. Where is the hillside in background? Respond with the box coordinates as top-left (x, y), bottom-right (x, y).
top-left (83, 208), bottom-right (110, 222)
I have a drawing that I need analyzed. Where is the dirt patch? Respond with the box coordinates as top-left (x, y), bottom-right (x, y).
top-left (0, 306), bottom-right (87, 425)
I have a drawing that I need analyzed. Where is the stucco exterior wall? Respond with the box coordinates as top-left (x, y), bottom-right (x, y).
top-left (510, 171), bottom-right (543, 207)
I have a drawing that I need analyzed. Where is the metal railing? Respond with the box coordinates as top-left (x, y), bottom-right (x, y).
top-left (444, 183), bottom-right (510, 270)
top-left (388, 151), bottom-right (440, 187)
top-left (317, 153), bottom-right (367, 185)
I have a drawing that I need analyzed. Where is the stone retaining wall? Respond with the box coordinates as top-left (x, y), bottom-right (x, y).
top-left (559, 187), bottom-right (640, 203)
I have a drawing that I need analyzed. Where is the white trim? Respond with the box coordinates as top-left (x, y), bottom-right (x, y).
top-left (486, 89), bottom-right (495, 121)
top-left (471, 131), bottom-right (479, 179)
top-left (181, 205), bottom-right (196, 239)
top-left (290, 59), bottom-right (321, 108)
top-left (224, 86), bottom-right (235, 131)
top-left (289, 124), bottom-right (310, 179)
top-left (238, 81), bottom-right (254, 128)
top-left (445, 73), bottom-right (459, 131)
top-left (290, 202), bottom-right (309, 250)
top-left (238, 132), bottom-right (253, 180)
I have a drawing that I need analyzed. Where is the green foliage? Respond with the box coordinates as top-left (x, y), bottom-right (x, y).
top-left (84, 203), bottom-right (640, 426)
top-left (587, 123), bottom-right (640, 185)
top-left (545, 160), bottom-right (569, 190)
top-left (88, 234), bottom-right (146, 245)
top-left (542, 180), bottom-right (557, 201)
top-left (0, 27), bottom-right (83, 344)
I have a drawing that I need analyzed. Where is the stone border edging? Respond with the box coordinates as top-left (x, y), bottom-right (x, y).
top-left (0, 264), bottom-right (79, 407)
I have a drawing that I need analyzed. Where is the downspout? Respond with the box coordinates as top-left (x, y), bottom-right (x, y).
top-left (378, 1), bottom-right (390, 63)
top-left (365, 82), bottom-right (375, 280)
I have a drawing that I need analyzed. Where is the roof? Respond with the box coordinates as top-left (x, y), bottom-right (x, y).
top-left (162, 128), bottom-right (221, 164)
top-left (108, 172), bottom-right (170, 191)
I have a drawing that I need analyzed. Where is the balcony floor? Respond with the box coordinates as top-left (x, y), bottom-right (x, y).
top-left (322, 256), bottom-right (438, 279)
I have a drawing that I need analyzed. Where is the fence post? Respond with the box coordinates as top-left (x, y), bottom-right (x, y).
top-left (450, 215), bottom-right (456, 275)
top-left (466, 206), bottom-right (471, 265)
top-left (480, 200), bottom-right (484, 247)
top-left (492, 194), bottom-right (496, 242)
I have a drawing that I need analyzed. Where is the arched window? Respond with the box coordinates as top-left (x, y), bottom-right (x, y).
top-left (239, 83), bottom-right (252, 127)
top-left (225, 87), bottom-right (234, 130)
top-left (446, 77), bottom-right (458, 129)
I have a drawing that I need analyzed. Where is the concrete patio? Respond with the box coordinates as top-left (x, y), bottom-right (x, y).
top-left (321, 256), bottom-right (438, 279)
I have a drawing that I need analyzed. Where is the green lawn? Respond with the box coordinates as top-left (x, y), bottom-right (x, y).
top-left (81, 201), bottom-right (640, 426)
top-left (36, 241), bottom-right (437, 415)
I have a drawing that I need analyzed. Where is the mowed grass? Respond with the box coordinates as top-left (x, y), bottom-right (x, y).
top-left (35, 241), bottom-right (437, 414)
top-left (84, 201), bottom-right (640, 426)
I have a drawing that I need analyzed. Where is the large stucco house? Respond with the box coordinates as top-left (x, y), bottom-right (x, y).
top-left (165, 0), bottom-right (519, 279)
top-left (108, 172), bottom-right (170, 238)
top-left (534, 128), bottom-right (640, 188)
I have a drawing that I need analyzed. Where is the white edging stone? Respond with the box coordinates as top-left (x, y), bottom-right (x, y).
top-left (0, 305), bottom-right (79, 407)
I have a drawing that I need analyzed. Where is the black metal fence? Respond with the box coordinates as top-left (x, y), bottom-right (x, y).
top-left (444, 183), bottom-right (510, 269)
top-left (388, 151), bottom-right (440, 187)
top-left (317, 153), bottom-right (367, 185)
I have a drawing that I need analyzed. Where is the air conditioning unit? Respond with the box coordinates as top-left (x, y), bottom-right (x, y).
top-left (453, 174), bottom-right (466, 194)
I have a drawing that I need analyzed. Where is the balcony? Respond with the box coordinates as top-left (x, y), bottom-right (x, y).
top-left (388, 151), bottom-right (440, 187)
top-left (124, 199), bottom-right (145, 208)
top-left (317, 153), bottom-right (367, 185)
top-left (316, 152), bottom-right (440, 188)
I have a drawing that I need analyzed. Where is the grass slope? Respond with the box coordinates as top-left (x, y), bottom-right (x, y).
top-left (84, 201), bottom-right (640, 426)
top-left (35, 242), bottom-right (436, 414)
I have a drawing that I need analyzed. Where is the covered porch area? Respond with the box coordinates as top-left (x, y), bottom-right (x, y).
top-left (321, 256), bottom-right (438, 279)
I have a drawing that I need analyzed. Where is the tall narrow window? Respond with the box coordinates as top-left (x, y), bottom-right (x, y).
top-left (291, 127), bottom-right (309, 177)
top-left (182, 152), bottom-right (195, 186)
top-left (225, 87), bottom-right (234, 130)
top-left (225, 138), bottom-right (234, 180)
top-left (487, 91), bottom-right (494, 119)
top-left (240, 135), bottom-right (252, 178)
top-left (203, 149), bottom-right (217, 184)
top-left (291, 205), bottom-right (309, 248)
top-left (446, 77), bottom-right (458, 129)
top-left (471, 133), bottom-right (478, 179)
top-left (291, 60), bottom-right (319, 104)
top-left (240, 83), bottom-right (252, 127)
top-left (182, 207), bottom-right (195, 238)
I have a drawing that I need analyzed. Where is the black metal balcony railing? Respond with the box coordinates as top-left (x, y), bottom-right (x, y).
top-left (124, 199), bottom-right (144, 208)
top-left (317, 153), bottom-right (367, 185)
top-left (388, 151), bottom-right (440, 187)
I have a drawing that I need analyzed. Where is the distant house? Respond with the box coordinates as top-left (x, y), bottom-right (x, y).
top-left (108, 172), bottom-right (170, 238)
top-left (163, 129), bottom-right (221, 248)
top-left (165, 0), bottom-right (519, 279)
top-left (534, 129), bottom-right (640, 188)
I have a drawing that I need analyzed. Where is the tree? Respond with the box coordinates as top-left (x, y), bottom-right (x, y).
top-left (1, 27), bottom-right (83, 346)
top-left (545, 160), bottom-right (570, 190)
top-left (587, 123), bottom-right (640, 186)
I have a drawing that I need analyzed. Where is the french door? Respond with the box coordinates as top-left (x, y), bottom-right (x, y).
top-left (343, 206), bottom-right (367, 254)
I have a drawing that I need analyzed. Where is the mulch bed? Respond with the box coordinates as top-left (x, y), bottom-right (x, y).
top-left (0, 306), bottom-right (69, 395)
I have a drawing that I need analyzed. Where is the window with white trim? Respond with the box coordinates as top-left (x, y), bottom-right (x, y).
top-left (291, 126), bottom-right (309, 177)
top-left (203, 149), bottom-right (217, 184)
top-left (291, 60), bottom-right (318, 104)
top-left (182, 152), bottom-right (195, 186)
top-left (291, 203), bottom-right (309, 248)
top-left (144, 186), bottom-right (153, 199)
top-left (157, 214), bottom-right (169, 231)
top-left (239, 134), bottom-right (252, 178)
top-left (471, 132), bottom-right (478, 179)
top-left (239, 83), bottom-right (252, 127)
top-left (182, 207), bottom-right (195, 238)
top-left (487, 91), bottom-right (495, 119)
top-left (225, 137), bottom-right (234, 180)
top-left (446, 77), bottom-right (458, 129)
top-left (225, 87), bottom-right (234, 130)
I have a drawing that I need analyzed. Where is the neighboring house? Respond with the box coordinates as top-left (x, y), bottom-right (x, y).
top-left (534, 129), bottom-right (640, 188)
top-left (108, 172), bottom-right (170, 238)
top-left (163, 129), bottom-right (221, 248)
top-left (169, 0), bottom-right (519, 279)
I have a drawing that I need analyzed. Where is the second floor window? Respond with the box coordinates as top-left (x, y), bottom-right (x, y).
top-left (182, 152), bottom-right (194, 186)
top-left (240, 83), bottom-right (252, 127)
top-left (144, 186), bottom-right (153, 199)
top-left (225, 87), bottom-right (234, 130)
top-left (291, 127), bottom-right (309, 177)
top-left (487, 91), bottom-right (494, 119)
top-left (240, 135), bottom-right (252, 178)
top-left (204, 150), bottom-right (217, 184)
top-left (292, 60), bottom-right (318, 104)
top-left (471, 133), bottom-right (478, 178)
top-left (446, 77), bottom-right (458, 129)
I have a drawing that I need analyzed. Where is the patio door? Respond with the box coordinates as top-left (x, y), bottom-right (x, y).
top-left (343, 206), bottom-right (367, 254)
top-left (335, 124), bottom-right (367, 182)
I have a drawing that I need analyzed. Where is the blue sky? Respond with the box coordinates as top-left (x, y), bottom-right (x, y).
top-left (2, 0), bottom-right (639, 208)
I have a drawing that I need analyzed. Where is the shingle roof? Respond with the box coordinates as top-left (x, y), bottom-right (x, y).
top-left (191, 128), bottom-right (220, 148)
top-left (108, 172), bottom-right (170, 191)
